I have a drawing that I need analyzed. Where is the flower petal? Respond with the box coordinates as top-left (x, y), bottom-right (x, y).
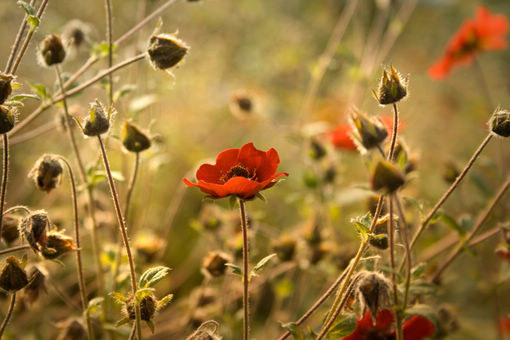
top-left (215, 148), bottom-right (240, 173)
top-left (402, 315), bottom-right (435, 340)
top-left (256, 148), bottom-right (280, 181)
top-left (196, 164), bottom-right (222, 183)
top-left (237, 142), bottom-right (266, 172)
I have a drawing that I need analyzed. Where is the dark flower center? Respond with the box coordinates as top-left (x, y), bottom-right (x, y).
top-left (220, 165), bottom-right (256, 183)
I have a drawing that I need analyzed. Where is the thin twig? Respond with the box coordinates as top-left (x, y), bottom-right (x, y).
top-left (105, 0), bottom-right (114, 105)
top-left (388, 196), bottom-right (402, 340)
top-left (0, 245), bottom-right (30, 255)
top-left (0, 134), bottom-right (9, 243)
top-left (239, 199), bottom-right (250, 340)
top-left (0, 293), bottom-right (16, 338)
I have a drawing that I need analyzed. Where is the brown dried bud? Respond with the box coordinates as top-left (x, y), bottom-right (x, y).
top-left (202, 251), bottom-right (231, 277)
top-left (0, 256), bottom-right (28, 292)
top-left (135, 233), bottom-right (165, 263)
top-left (0, 73), bottom-right (14, 105)
top-left (392, 141), bottom-right (418, 174)
top-left (121, 121), bottom-right (151, 153)
top-left (304, 220), bottom-right (322, 246)
top-left (56, 318), bottom-right (86, 340)
top-left (355, 271), bottom-right (392, 321)
top-left (323, 165), bottom-right (337, 184)
top-left (22, 210), bottom-right (50, 252)
top-left (230, 91), bottom-right (254, 118)
top-left (371, 160), bottom-right (405, 193)
top-left (366, 195), bottom-right (387, 216)
top-left (350, 110), bottom-right (388, 151)
top-left (148, 33), bottom-right (189, 70)
top-left (39, 34), bottom-right (66, 66)
top-left (0, 105), bottom-right (15, 134)
top-left (127, 294), bottom-right (157, 321)
top-left (29, 154), bottom-right (64, 192)
top-left (24, 265), bottom-right (47, 304)
top-left (368, 214), bottom-right (396, 250)
top-left (63, 20), bottom-right (91, 49)
top-left (272, 236), bottom-right (297, 262)
top-left (443, 161), bottom-right (460, 184)
top-left (41, 230), bottom-right (76, 259)
top-left (489, 109), bottom-right (510, 137)
top-left (82, 100), bottom-right (110, 136)
top-left (1, 214), bottom-right (20, 244)
top-left (375, 65), bottom-right (408, 105)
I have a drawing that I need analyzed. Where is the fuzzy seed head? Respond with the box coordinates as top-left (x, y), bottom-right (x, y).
top-left (1, 214), bottom-right (20, 245)
top-left (148, 33), bottom-right (189, 70)
top-left (126, 294), bottom-right (157, 321)
top-left (371, 160), bottom-right (405, 193)
top-left (0, 73), bottom-right (14, 105)
top-left (376, 65), bottom-right (408, 105)
top-left (272, 236), bottom-right (297, 262)
top-left (355, 271), bottom-right (392, 322)
top-left (39, 34), bottom-right (66, 66)
top-left (350, 110), bottom-right (388, 151)
top-left (0, 256), bottom-right (28, 292)
top-left (29, 154), bottom-right (64, 193)
top-left (202, 251), bottom-right (231, 277)
top-left (41, 230), bottom-right (76, 259)
top-left (489, 109), bottom-right (510, 137)
top-left (22, 210), bottom-right (50, 252)
top-left (121, 121), bottom-right (151, 153)
top-left (0, 105), bottom-right (15, 134)
top-left (83, 100), bottom-right (110, 136)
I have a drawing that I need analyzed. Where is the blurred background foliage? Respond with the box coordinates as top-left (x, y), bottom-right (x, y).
top-left (0, 0), bottom-right (508, 339)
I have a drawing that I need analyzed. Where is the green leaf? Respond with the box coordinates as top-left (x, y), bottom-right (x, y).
top-left (252, 253), bottom-right (277, 273)
top-left (402, 196), bottom-right (424, 215)
top-left (280, 322), bottom-right (305, 340)
top-left (87, 297), bottom-right (104, 313)
top-left (225, 263), bottom-right (242, 276)
top-left (139, 266), bottom-right (172, 288)
top-left (435, 212), bottom-right (468, 236)
top-left (146, 320), bottom-right (155, 334)
top-left (408, 279), bottom-right (436, 296)
top-left (405, 304), bottom-right (438, 326)
top-left (327, 314), bottom-right (357, 338)
top-left (17, 1), bottom-right (36, 15)
top-left (27, 15), bottom-right (39, 30)
top-left (411, 262), bottom-right (427, 280)
top-left (28, 82), bottom-right (48, 101)
top-left (114, 317), bottom-right (130, 327)
top-left (156, 294), bottom-right (174, 310)
top-left (135, 288), bottom-right (155, 303)
top-left (9, 93), bottom-right (40, 102)
top-left (255, 192), bottom-right (266, 202)
top-left (92, 41), bottom-right (118, 58)
top-left (109, 292), bottom-right (126, 304)
top-left (351, 212), bottom-right (372, 240)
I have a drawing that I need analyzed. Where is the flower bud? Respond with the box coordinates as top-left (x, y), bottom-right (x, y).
top-left (21, 210), bottom-right (50, 251)
top-left (350, 110), bottom-right (388, 151)
top-left (41, 230), bottom-right (76, 259)
top-left (304, 220), bottom-right (322, 246)
top-left (355, 271), bottom-right (392, 321)
top-left (272, 236), bottom-right (296, 262)
top-left (371, 160), bottom-right (405, 193)
top-left (368, 214), bottom-right (396, 250)
top-left (24, 265), bottom-right (47, 304)
top-left (230, 91), bottom-right (254, 118)
top-left (29, 154), bottom-right (64, 192)
top-left (443, 161), bottom-right (460, 184)
top-left (366, 195), bottom-right (387, 216)
top-left (1, 214), bottom-right (20, 244)
top-left (0, 73), bottom-right (14, 105)
top-left (39, 34), bottom-right (66, 66)
top-left (323, 165), bottom-right (337, 184)
top-left (56, 318), bottom-right (86, 340)
top-left (309, 138), bottom-right (327, 160)
top-left (127, 294), bottom-right (157, 321)
top-left (148, 33), bottom-right (189, 70)
top-left (375, 65), bottom-right (408, 105)
top-left (83, 100), bottom-right (110, 136)
top-left (0, 105), bottom-right (15, 134)
top-left (489, 109), bottom-right (510, 137)
top-left (0, 256), bottom-right (28, 292)
top-left (121, 121), bottom-right (151, 153)
top-left (202, 251), bottom-right (231, 277)
top-left (135, 233), bottom-right (165, 263)
top-left (63, 20), bottom-right (91, 49)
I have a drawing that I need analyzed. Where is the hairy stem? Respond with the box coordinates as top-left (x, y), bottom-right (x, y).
top-left (97, 135), bottom-right (142, 340)
top-left (0, 293), bottom-right (16, 338)
top-left (431, 175), bottom-right (510, 283)
top-left (0, 134), bottom-right (9, 242)
top-left (56, 156), bottom-right (93, 340)
top-left (238, 199), bottom-right (250, 340)
top-left (4, 0), bottom-right (36, 73)
top-left (0, 245), bottom-right (30, 256)
top-left (105, 0), bottom-right (114, 105)
top-left (393, 195), bottom-right (412, 315)
top-left (388, 197), bottom-right (402, 340)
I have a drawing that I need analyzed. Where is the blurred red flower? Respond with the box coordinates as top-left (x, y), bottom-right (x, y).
top-left (327, 115), bottom-right (403, 151)
top-left (183, 142), bottom-right (288, 199)
top-left (500, 315), bottom-right (510, 334)
top-left (343, 309), bottom-right (435, 340)
top-left (429, 6), bottom-right (508, 79)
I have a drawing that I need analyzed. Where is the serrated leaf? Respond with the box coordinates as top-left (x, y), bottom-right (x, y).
top-left (327, 314), bottom-right (357, 338)
top-left (109, 292), bottom-right (126, 304)
top-left (139, 266), bottom-right (171, 288)
top-left (156, 294), bottom-right (174, 310)
top-left (225, 263), bottom-right (242, 276)
top-left (252, 253), bottom-right (277, 273)
top-left (9, 93), bottom-right (40, 102)
top-left (17, 1), bottom-right (36, 15)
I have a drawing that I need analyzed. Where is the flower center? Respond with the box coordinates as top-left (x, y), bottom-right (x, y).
top-left (220, 164), bottom-right (256, 183)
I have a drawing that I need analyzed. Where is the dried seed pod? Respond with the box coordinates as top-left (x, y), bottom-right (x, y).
top-left (41, 230), bottom-right (76, 259)
top-left (21, 210), bottom-right (50, 252)
top-left (148, 33), bottom-right (189, 70)
top-left (375, 65), bottom-right (408, 105)
top-left (0, 73), bottom-right (14, 105)
top-left (186, 320), bottom-right (221, 340)
top-left (350, 110), bottom-right (388, 151)
top-left (24, 265), bottom-right (47, 304)
top-left (202, 251), bottom-right (231, 277)
top-left (0, 105), bottom-right (15, 134)
top-left (29, 154), bottom-right (64, 192)
top-left (63, 19), bottom-right (91, 49)
top-left (489, 109), bottom-right (510, 137)
top-left (1, 214), bottom-right (20, 244)
top-left (39, 34), bottom-right (66, 66)
top-left (0, 256), bottom-right (28, 292)
top-left (355, 271), bottom-right (392, 322)
top-left (371, 160), bottom-right (405, 193)
top-left (121, 121), bottom-right (151, 153)
top-left (83, 100), bottom-right (110, 136)
top-left (126, 294), bottom-right (157, 321)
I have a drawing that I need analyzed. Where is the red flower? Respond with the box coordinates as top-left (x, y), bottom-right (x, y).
top-left (496, 244), bottom-right (510, 262)
top-left (327, 116), bottom-right (403, 152)
top-left (429, 6), bottom-right (508, 79)
top-left (343, 309), bottom-right (435, 340)
top-left (183, 142), bottom-right (288, 199)
top-left (500, 315), bottom-right (510, 334)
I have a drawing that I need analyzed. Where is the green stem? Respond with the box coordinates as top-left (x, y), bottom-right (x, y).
top-left (238, 198), bottom-right (250, 340)
top-left (56, 156), bottom-right (93, 340)
top-left (0, 134), bottom-right (9, 244)
top-left (0, 293), bottom-right (16, 338)
top-left (388, 197), bottom-right (402, 340)
top-left (97, 135), bottom-right (142, 340)
top-left (4, 0), bottom-right (36, 73)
